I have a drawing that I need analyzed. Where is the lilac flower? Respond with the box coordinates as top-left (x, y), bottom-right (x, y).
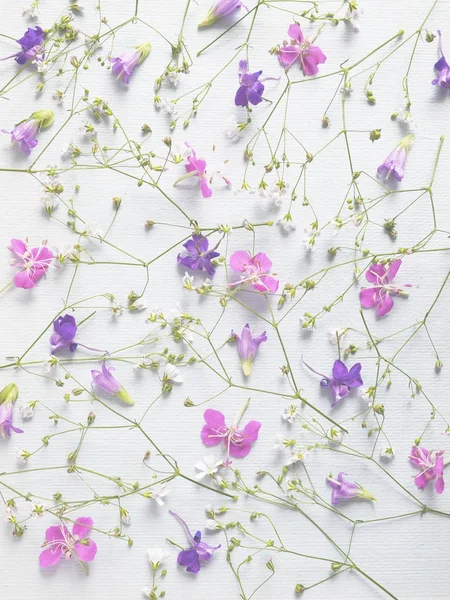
top-left (0, 383), bottom-right (23, 438)
top-left (410, 446), bottom-right (445, 494)
top-left (51, 315), bottom-right (78, 353)
top-left (231, 323), bottom-right (267, 376)
top-left (278, 24), bottom-right (326, 76)
top-left (360, 259), bottom-right (408, 317)
top-left (110, 42), bottom-right (151, 84)
top-left (9, 238), bottom-right (54, 288)
top-left (235, 60), bottom-right (278, 107)
top-left (91, 362), bottom-right (134, 405)
top-left (3, 109), bottom-right (54, 155)
top-left (183, 143), bottom-right (212, 198)
top-left (169, 511), bottom-right (220, 573)
top-left (229, 250), bottom-right (279, 293)
top-left (327, 472), bottom-right (376, 505)
top-left (0, 26), bottom-right (44, 65)
top-left (198, 0), bottom-right (247, 27)
top-left (377, 134), bottom-right (414, 182)
top-left (201, 402), bottom-right (261, 464)
top-left (302, 358), bottom-right (363, 407)
top-left (432, 30), bottom-right (450, 87)
top-left (177, 234), bottom-right (220, 276)
top-left (39, 517), bottom-right (97, 568)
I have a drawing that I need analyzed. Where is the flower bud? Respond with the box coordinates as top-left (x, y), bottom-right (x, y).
top-left (0, 383), bottom-right (19, 406)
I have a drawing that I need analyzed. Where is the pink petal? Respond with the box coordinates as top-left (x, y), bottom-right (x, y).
top-left (72, 516), bottom-right (94, 539)
top-left (200, 178), bottom-right (213, 198)
top-left (203, 409), bottom-right (226, 430)
top-left (39, 547), bottom-right (63, 568)
top-left (74, 539), bottom-right (97, 563)
top-left (254, 275), bottom-right (279, 293)
top-left (435, 475), bottom-right (445, 494)
top-left (376, 292), bottom-right (394, 317)
top-left (386, 259), bottom-right (402, 283)
top-left (45, 525), bottom-right (66, 543)
top-left (13, 270), bottom-right (36, 289)
top-left (301, 46), bottom-right (326, 76)
top-left (230, 250), bottom-right (251, 272)
top-left (252, 252), bottom-right (272, 273)
top-left (287, 23), bottom-right (303, 43)
top-left (242, 420), bottom-right (261, 443)
top-left (278, 46), bottom-right (300, 68)
top-left (30, 246), bottom-right (54, 264)
top-left (8, 238), bottom-right (27, 255)
top-left (365, 263), bottom-right (387, 284)
top-left (359, 287), bottom-right (382, 308)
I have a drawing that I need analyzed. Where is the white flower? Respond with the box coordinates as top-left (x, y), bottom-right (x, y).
top-left (303, 236), bottom-right (316, 252)
top-left (30, 503), bottom-right (46, 518)
top-left (81, 121), bottom-right (98, 139)
top-left (170, 142), bottom-right (191, 163)
top-left (285, 447), bottom-right (308, 466)
top-left (158, 362), bottom-right (183, 384)
top-left (327, 427), bottom-right (343, 445)
top-left (149, 483), bottom-right (170, 506)
top-left (4, 503), bottom-right (17, 521)
top-left (345, 5), bottom-right (363, 31)
top-left (225, 115), bottom-right (244, 142)
top-left (16, 448), bottom-right (30, 463)
top-left (147, 547), bottom-right (170, 569)
top-left (182, 271), bottom-right (194, 290)
top-left (380, 447), bottom-right (395, 460)
top-left (120, 508), bottom-right (131, 525)
top-left (205, 503), bottom-right (214, 516)
top-left (277, 216), bottom-right (296, 233)
top-left (168, 71), bottom-right (182, 86)
top-left (281, 403), bottom-right (300, 424)
top-left (84, 222), bottom-right (103, 238)
top-left (23, 3), bottom-right (39, 18)
top-left (53, 89), bottom-right (65, 105)
top-left (195, 455), bottom-right (223, 480)
top-left (395, 108), bottom-right (418, 129)
top-left (19, 403), bottom-right (35, 420)
top-left (43, 355), bottom-right (58, 372)
top-left (129, 298), bottom-right (148, 312)
top-left (267, 184), bottom-right (288, 207)
top-left (111, 305), bottom-right (123, 319)
top-left (85, 34), bottom-right (102, 50)
top-left (273, 433), bottom-right (295, 452)
top-left (158, 98), bottom-right (176, 115)
top-left (205, 519), bottom-right (221, 530)
top-left (327, 328), bottom-right (347, 345)
top-left (40, 192), bottom-right (57, 212)
top-left (274, 434), bottom-right (308, 466)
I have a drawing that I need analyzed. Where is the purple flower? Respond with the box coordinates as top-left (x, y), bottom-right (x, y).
top-left (198, 0), bottom-right (247, 27)
top-left (410, 446), bottom-right (445, 494)
top-left (91, 362), bottom-right (134, 405)
top-left (360, 259), bottom-right (408, 317)
top-left (302, 358), bottom-right (363, 407)
top-left (377, 134), bottom-right (414, 182)
top-left (51, 315), bottom-right (78, 353)
top-left (278, 24), bottom-right (326, 76)
top-left (110, 42), bottom-right (151, 84)
top-left (0, 26), bottom-right (44, 65)
top-left (169, 511), bottom-right (220, 573)
top-left (432, 30), bottom-right (450, 87)
top-left (39, 517), bottom-right (97, 568)
top-left (231, 324), bottom-right (267, 376)
top-left (0, 383), bottom-right (23, 438)
top-left (177, 234), bottom-right (220, 276)
top-left (201, 404), bottom-right (261, 464)
top-left (3, 109), bottom-right (54, 155)
top-left (327, 472), bottom-right (376, 505)
top-left (235, 60), bottom-right (278, 107)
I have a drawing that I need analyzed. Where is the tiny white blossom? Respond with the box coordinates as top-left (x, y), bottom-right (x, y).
top-left (170, 142), bottom-right (191, 163)
top-left (195, 455), bottom-right (223, 480)
top-left (303, 236), bottom-right (316, 252)
top-left (16, 448), bottom-right (30, 463)
top-left (81, 121), bottom-right (98, 139)
top-left (282, 403), bottom-right (300, 424)
top-left (267, 184), bottom-right (288, 207)
top-left (19, 403), bottom-right (35, 420)
top-left (23, 3), bottom-right (39, 18)
top-left (182, 271), bottom-right (194, 290)
top-left (147, 547), bottom-right (170, 569)
top-left (205, 519), bottom-right (221, 530)
top-left (168, 71), bottom-right (182, 87)
top-left (327, 427), bottom-right (343, 445)
top-left (149, 483), bottom-right (170, 507)
top-left (129, 298), bottom-right (148, 312)
top-left (380, 446), bottom-right (395, 459)
top-left (84, 222), bottom-right (103, 238)
top-left (40, 192), bottom-right (57, 212)
top-left (225, 115), bottom-right (244, 142)
top-left (30, 503), bottom-right (46, 518)
top-left (43, 354), bottom-right (58, 372)
top-left (277, 215), bottom-right (296, 233)
top-left (4, 504), bottom-right (17, 521)
top-left (159, 362), bottom-right (183, 384)
top-left (53, 89), bottom-right (65, 105)
top-left (328, 328), bottom-right (347, 345)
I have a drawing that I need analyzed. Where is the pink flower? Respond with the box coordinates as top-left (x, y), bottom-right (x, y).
top-left (278, 24), bottom-right (326, 76)
top-left (410, 446), bottom-right (445, 494)
top-left (9, 238), bottom-right (54, 289)
top-left (359, 259), bottom-right (408, 317)
top-left (201, 404), bottom-right (261, 465)
top-left (39, 517), bottom-right (97, 568)
top-left (184, 143), bottom-right (212, 198)
top-left (229, 251), bottom-right (279, 293)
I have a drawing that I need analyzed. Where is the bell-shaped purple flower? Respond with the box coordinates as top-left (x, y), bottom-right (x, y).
top-left (177, 234), bottom-right (220, 276)
top-left (377, 134), bottom-right (414, 182)
top-left (327, 472), bottom-right (376, 505)
top-left (231, 323), bottom-right (267, 376)
top-left (432, 30), bottom-right (450, 87)
top-left (51, 315), bottom-right (78, 353)
top-left (91, 362), bottom-right (134, 405)
top-left (303, 358), bottom-right (363, 407)
top-left (110, 42), bottom-right (151, 84)
top-left (3, 109), bottom-right (54, 155)
top-left (169, 510), bottom-right (220, 573)
top-left (198, 0), bottom-right (247, 27)
top-left (235, 60), bottom-right (278, 107)
top-left (0, 26), bottom-right (45, 65)
top-left (0, 383), bottom-right (23, 438)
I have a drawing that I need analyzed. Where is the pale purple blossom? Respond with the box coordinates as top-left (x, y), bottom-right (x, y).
top-left (302, 358), bottom-right (363, 407)
top-left (3, 110), bottom-right (54, 155)
top-left (278, 24), bottom-right (326, 76)
top-left (231, 323), bottom-right (267, 376)
top-left (432, 30), bottom-right (450, 87)
top-left (198, 0), bottom-right (247, 27)
top-left (91, 362), bottom-right (134, 405)
top-left (410, 446), bottom-right (444, 494)
top-left (50, 315), bottom-right (78, 353)
top-left (235, 60), bottom-right (278, 107)
top-left (377, 135), bottom-right (414, 182)
top-left (0, 390), bottom-right (23, 438)
top-left (327, 472), bottom-right (375, 504)
top-left (39, 517), bottom-right (97, 568)
top-left (169, 510), bottom-right (220, 574)
top-left (177, 234), bottom-right (220, 276)
top-left (0, 26), bottom-right (44, 65)
top-left (110, 43), bottom-right (151, 83)
top-left (360, 259), bottom-right (408, 317)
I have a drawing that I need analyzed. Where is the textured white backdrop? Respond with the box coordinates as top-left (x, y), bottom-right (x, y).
top-left (1, 1), bottom-right (450, 599)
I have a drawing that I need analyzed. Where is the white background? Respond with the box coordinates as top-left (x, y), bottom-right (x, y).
top-left (1, 1), bottom-right (450, 599)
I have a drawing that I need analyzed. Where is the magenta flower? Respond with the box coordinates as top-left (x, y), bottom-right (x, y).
top-left (51, 315), bottom-right (78, 353)
top-left (327, 472), bottom-right (376, 505)
top-left (432, 30), bottom-right (450, 87)
top-left (410, 446), bottom-right (445, 494)
top-left (110, 42), bottom-right (151, 84)
top-left (9, 238), bottom-right (54, 289)
top-left (303, 358), bottom-right (363, 407)
top-left (377, 134), bottom-right (414, 182)
top-left (278, 24), bottom-right (326, 76)
top-left (177, 234), bottom-right (220, 276)
top-left (169, 511), bottom-right (220, 574)
top-left (184, 143), bottom-right (212, 198)
top-left (235, 60), bottom-right (278, 107)
top-left (0, 26), bottom-right (45, 65)
top-left (360, 259), bottom-right (408, 317)
top-left (0, 384), bottom-right (22, 438)
top-left (39, 517), bottom-right (97, 569)
top-left (3, 109), bottom-right (54, 155)
top-left (231, 324), bottom-right (267, 376)
top-left (229, 250), bottom-right (279, 293)
top-left (198, 0), bottom-right (247, 27)
top-left (201, 403), bottom-right (261, 464)
top-left (91, 362), bottom-right (134, 405)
